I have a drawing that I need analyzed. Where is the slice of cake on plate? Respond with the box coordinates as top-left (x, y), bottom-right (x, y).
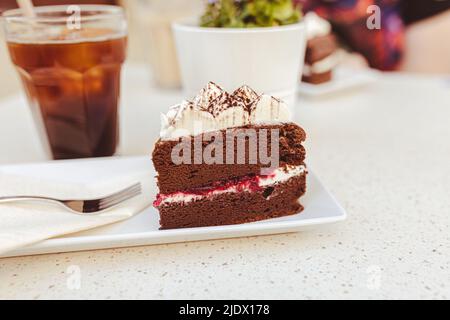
top-left (302, 12), bottom-right (339, 84)
top-left (152, 82), bottom-right (307, 229)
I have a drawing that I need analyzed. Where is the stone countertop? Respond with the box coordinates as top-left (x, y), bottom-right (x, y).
top-left (0, 66), bottom-right (449, 299)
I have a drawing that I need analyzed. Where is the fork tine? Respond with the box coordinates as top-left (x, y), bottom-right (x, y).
top-left (99, 187), bottom-right (141, 208)
top-left (99, 190), bottom-right (141, 210)
top-left (100, 184), bottom-right (141, 206)
top-left (99, 185), bottom-right (142, 210)
top-left (102, 183), bottom-right (140, 201)
top-left (100, 183), bottom-right (141, 204)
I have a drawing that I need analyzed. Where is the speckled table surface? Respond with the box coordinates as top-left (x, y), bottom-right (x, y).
top-left (0, 66), bottom-right (449, 299)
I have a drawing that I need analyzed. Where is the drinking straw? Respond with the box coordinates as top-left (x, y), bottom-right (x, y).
top-left (17, 0), bottom-right (36, 18)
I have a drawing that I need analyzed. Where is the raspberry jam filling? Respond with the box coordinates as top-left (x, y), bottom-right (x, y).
top-left (153, 173), bottom-right (275, 207)
top-left (153, 165), bottom-right (306, 207)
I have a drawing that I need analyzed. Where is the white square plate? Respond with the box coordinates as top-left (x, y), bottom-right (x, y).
top-left (298, 67), bottom-right (379, 98)
top-left (0, 156), bottom-right (346, 258)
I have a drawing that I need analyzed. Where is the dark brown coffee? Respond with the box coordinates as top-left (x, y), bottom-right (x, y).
top-left (7, 30), bottom-right (127, 159)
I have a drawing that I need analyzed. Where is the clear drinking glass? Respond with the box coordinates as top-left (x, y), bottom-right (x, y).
top-left (2, 5), bottom-right (127, 160)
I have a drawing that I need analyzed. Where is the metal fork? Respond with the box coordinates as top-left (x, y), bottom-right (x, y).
top-left (0, 183), bottom-right (142, 215)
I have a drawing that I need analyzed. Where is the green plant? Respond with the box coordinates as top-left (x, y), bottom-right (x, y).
top-left (200, 0), bottom-right (302, 28)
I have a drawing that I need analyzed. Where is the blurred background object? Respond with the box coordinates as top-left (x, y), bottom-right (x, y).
top-left (0, 0), bottom-right (203, 93)
top-left (295, 0), bottom-right (450, 73)
top-left (200, 0), bottom-right (302, 27)
top-left (0, 0), bottom-right (118, 13)
top-left (301, 12), bottom-right (339, 85)
top-left (401, 0), bottom-right (450, 24)
top-left (173, 20), bottom-right (306, 106)
top-left (1, 0), bottom-right (449, 99)
top-left (172, 0), bottom-right (306, 105)
top-left (400, 7), bottom-right (450, 73)
top-left (128, 0), bottom-right (202, 89)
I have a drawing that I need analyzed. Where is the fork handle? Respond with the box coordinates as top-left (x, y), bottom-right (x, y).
top-left (0, 196), bottom-right (59, 203)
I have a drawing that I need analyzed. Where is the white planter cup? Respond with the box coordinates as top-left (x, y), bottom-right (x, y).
top-left (173, 20), bottom-right (306, 108)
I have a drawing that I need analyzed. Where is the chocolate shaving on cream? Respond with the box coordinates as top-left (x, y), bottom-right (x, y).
top-left (160, 82), bottom-right (291, 140)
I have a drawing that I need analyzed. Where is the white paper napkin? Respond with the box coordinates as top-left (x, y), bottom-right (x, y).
top-left (0, 170), bottom-right (154, 255)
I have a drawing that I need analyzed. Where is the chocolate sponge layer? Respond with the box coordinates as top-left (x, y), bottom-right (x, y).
top-left (152, 123), bottom-right (306, 194)
top-left (302, 70), bottom-right (332, 84)
top-left (305, 34), bottom-right (337, 64)
top-left (158, 172), bottom-right (306, 229)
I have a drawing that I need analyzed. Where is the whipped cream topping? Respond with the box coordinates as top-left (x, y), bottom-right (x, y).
top-left (303, 51), bottom-right (340, 75)
top-left (160, 82), bottom-right (291, 140)
top-left (154, 165), bottom-right (306, 207)
top-left (304, 12), bottom-right (331, 40)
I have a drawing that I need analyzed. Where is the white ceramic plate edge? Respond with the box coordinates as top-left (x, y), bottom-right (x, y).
top-left (2, 213), bottom-right (346, 258)
top-left (0, 157), bottom-right (347, 258)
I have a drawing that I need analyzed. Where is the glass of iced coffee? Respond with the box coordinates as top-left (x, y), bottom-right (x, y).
top-left (2, 5), bottom-right (127, 159)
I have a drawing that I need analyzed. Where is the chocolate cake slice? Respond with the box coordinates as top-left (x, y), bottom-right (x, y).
top-left (302, 12), bottom-right (339, 84)
top-left (152, 82), bottom-right (307, 229)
